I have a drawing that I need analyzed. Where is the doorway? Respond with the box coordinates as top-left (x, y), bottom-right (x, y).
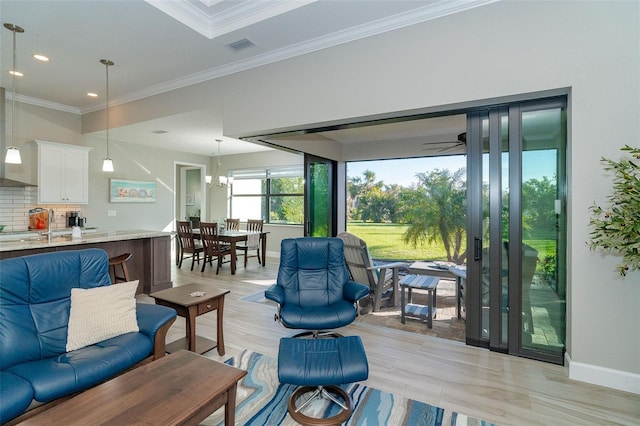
top-left (173, 161), bottom-right (207, 226)
top-left (243, 93), bottom-right (567, 364)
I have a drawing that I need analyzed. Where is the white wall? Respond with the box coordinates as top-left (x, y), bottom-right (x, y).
top-left (224, 0), bottom-right (640, 390)
top-left (10, 0), bottom-right (639, 392)
top-left (82, 135), bottom-right (210, 232)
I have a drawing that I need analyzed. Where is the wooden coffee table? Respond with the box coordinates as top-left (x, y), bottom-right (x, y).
top-left (19, 350), bottom-right (246, 426)
top-left (151, 283), bottom-right (230, 355)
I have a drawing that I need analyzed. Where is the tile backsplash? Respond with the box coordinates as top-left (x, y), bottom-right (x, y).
top-left (0, 187), bottom-right (83, 232)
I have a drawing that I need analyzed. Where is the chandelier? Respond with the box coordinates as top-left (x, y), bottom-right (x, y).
top-left (206, 139), bottom-right (233, 188)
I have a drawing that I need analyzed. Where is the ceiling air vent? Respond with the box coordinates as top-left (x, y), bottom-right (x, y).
top-left (226, 38), bottom-right (256, 52)
top-left (151, 130), bottom-right (169, 134)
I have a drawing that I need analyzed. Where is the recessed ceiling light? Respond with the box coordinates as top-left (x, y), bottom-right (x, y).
top-left (87, 92), bottom-right (98, 97)
top-left (8, 70), bottom-right (23, 77)
top-left (33, 54), bottom-right (49, 62)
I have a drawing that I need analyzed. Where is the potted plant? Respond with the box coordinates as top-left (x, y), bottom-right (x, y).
top-left (588, 145), bottom-right (640, 276)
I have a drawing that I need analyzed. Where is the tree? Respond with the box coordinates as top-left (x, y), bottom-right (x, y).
top-left (400, 168), bottom-right (467, 263)
top-left (347, 170), bottom-right (388, 222)
top-left (522, 176), bottom-right (557, 237)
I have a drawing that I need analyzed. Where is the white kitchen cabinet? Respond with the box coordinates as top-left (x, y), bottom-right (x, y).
top-left (36, 140), bottom-right (93, 204)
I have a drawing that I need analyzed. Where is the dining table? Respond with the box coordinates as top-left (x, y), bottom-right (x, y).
top-left (181, 229), bottom-right (269, 275)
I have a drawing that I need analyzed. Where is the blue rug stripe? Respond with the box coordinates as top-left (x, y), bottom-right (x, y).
top-left (406, 399), bottom-right (444, 426)
top-left (245, 383), bottom-right (295, 426)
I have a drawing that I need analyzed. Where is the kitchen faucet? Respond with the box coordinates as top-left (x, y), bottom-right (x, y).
top-left (44, 209), bottom-right (54, 244)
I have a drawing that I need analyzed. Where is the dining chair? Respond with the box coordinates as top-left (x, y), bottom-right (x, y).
top-left (237, 219), bottom-right (263, 267)
top-left (176, 220), bottom-right (203, 271)
top-left (199, 222), bottom-right (231, 274)
top-left (225, 218), bottom-right (240, 231)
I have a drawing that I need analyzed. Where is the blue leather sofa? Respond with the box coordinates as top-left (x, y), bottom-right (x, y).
top-left (0, 249), bottom-right (177, 424)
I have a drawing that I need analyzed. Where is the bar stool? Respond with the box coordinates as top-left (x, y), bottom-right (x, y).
top-left (108, 253), bottom-right (132, 283)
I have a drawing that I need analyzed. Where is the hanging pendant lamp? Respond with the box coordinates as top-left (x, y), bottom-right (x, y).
top-left (4, 23), bottom-right (24, 165)
top-left (100, 59), bottom-right (114, 172)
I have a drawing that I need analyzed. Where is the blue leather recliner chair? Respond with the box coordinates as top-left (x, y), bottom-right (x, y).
top-left (265, 237), bottom-right (370, 337)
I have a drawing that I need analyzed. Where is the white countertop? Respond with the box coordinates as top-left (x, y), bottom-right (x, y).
top-left (0, 229), bottom-right (171, 252)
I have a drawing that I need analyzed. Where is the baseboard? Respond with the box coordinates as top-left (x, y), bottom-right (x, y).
top-left (566, 353), bottom-right (640, 394)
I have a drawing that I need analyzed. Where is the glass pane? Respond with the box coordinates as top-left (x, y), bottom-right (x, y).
top-left (232, 178), bottom-right (264, 195)
top-left (481, 117), bottom-right (490, 339)
top-left (269, 196), bottom-right (303, 224)
top-left (520, 108), bottom-right (566, 356)
top-left (500, 114), bottom-right (509, 346)
top-left (308, 161), bottom-right (330, 236)
top-left (230, 196), bottom-right (263, 222)
top-left (270, 176), bottom-right (303, 195)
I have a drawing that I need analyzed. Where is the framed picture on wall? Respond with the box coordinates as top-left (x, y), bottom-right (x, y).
top-left (109, 179), bottom-right (157, 203)
top-left (185, 193), bottom-right (195, 206)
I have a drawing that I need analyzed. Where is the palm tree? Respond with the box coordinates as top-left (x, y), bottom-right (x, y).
top-left (400, 168), bottom-right (467, 263)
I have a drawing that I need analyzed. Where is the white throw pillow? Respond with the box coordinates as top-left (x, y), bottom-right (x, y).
top-left (66, 280), bottom-right (140, 352)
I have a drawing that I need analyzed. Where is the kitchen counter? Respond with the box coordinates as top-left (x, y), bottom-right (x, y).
top-left (0, 229), bottom-right (167, 251)
top-left (0, 230), bottom-right (173, 294)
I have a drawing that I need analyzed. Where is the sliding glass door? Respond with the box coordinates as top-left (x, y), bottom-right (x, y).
top-left (466, 98), bottom-right (566, 364)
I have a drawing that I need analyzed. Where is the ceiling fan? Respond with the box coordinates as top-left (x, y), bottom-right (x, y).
top-left (422, 132), bottom-right (467, 153)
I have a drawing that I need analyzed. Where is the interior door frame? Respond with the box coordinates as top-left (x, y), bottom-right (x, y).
top-left (173, 161), bottom-right (207, 230)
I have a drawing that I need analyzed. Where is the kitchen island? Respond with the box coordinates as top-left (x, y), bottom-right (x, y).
top-left (0, 230), bottom-right (172, 294)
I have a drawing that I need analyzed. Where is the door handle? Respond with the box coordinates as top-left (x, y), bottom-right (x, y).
top-left (474, 237), bottom-right (482, 261)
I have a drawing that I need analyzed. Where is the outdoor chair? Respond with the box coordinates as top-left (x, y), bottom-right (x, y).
top-left (338, 232), bottom-right (408, 312)
top-left (199, 222), bottom-right (232, 274)
top-left (176, 220), bottom-right (203, 271)
top-left (482, 241), bottom-right (539, 336)
top-left (237, 219), bottom-right (263, 267)
top-left (265, 237), bottom-right (369, 338)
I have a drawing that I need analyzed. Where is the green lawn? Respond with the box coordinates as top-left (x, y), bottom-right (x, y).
top-left (346, 222), bottom-right (448, 261)
top-left (347, 222), bottom-right (556, 262)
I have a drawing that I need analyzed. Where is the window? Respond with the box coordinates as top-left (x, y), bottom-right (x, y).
top-left (230, 166), bottom-right (304, 224)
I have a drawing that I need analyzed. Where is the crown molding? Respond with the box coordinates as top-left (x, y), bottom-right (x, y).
top-left (61, 0), bottom-right (499, 114)
top-left (145, 0), bottom-right (315, 39)
top-left (6, 92), bottom-right (81, 115)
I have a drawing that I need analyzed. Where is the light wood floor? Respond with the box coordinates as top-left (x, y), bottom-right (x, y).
top-left (139, 256), bottom-right (640, 426)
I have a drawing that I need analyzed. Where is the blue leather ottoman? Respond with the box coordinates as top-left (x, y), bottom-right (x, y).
top-left (278, 336), bottom-right (368, 426)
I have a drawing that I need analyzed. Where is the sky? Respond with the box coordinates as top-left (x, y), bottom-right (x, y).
top-left (346, 151), bottom-right (557, 188)
top-left (347, 155), bottom-right (465, 187)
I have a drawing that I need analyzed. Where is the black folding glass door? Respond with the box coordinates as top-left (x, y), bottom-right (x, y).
top-left (466, 98), bottom-right (567, 364)
top-left (304, 154), bottom-right (336, 237)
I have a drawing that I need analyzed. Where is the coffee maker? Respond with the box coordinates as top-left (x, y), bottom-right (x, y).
top-left (66, 211), bottom-right (86, 228)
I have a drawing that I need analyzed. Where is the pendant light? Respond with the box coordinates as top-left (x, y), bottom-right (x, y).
top-left (207, 139), bottom-right (233, 188)
top-left (4, 23), bottom-right (24, 164)
top-left (100, 59), bottom-right (114, 172)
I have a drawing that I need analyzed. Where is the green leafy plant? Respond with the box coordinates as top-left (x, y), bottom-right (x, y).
top-left (588, 145), bottom-right (640, 276)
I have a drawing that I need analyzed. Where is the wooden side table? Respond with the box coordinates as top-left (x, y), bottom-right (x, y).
top-left (151, 283), bottom-right (230, 355)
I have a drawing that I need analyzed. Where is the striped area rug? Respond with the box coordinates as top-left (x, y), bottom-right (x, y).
top-left (201, 350), bottom-right (495, 426)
